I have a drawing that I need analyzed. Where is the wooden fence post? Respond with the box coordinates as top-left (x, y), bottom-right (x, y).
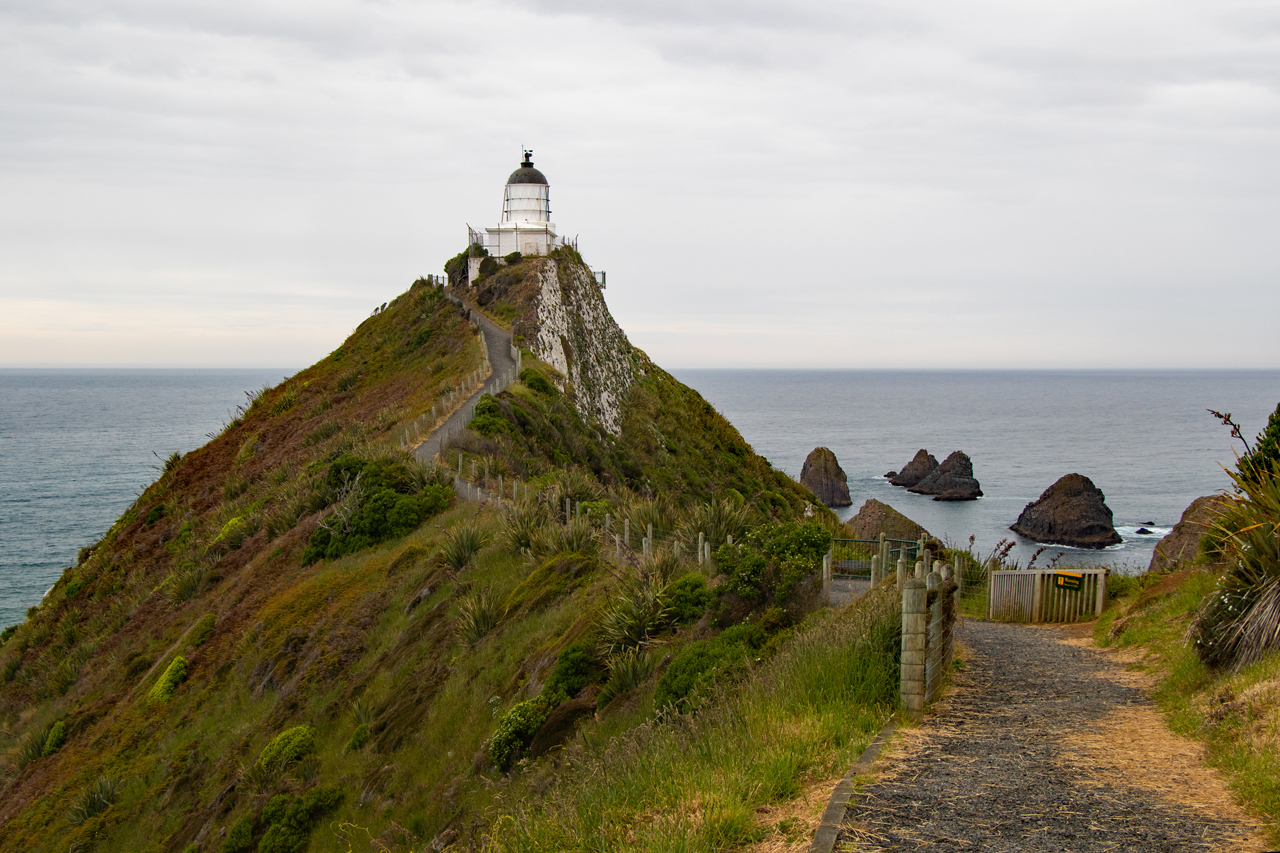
top-left (901, 579), bottom-right (927, 719)
top-left (823, 553), bottom-right (832, 606)
top-left (1031, 570), bottom-right (1044, 624)
top-left (698, 532), bottom-right (705, 565)
top-left (1096, 569), bottom-right (1108, 616)
top-left (926, 567), bottom-right (942, 702)
top-left (897, 553), bottom-right (907, 586)
top-left (954, 553), bottom-right (963, 596)
top-left (870, 554), bottom-right (880, 587)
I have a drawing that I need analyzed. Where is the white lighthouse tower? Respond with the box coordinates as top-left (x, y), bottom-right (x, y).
top-left (468, 150), bottom-right (558, 258)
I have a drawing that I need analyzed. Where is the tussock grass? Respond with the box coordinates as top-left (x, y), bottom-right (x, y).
top-left (485, 585), bottom-right (901, 852)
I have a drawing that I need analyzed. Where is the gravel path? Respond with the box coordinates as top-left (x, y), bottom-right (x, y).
top-left (837, 620), bottom-right (1268, 853)
top-left (413, 293), bottom-right (518, 468)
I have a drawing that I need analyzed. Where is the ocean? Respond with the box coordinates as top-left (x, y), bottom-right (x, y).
top-left (0, 369), bottom-right (291, 630)
top-left (673, 369), bottom-right (1280, 572)
top-left (1, 368), bottom-right (1277, 629)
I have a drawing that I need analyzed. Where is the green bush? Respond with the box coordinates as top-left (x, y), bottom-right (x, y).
top-left (410, 327), bottom-right (432, 349)
top-left (345, 723), bottom-right (370, 752)
top-left (41, 721), bottom-right (66, 756)
top-left (654, 624), bottom-right (766, 710)
top-left (470, 394), bottom-right (515, 438)
top-left (504, 251), bottom-right (523, 264)
top-left (1237, 401), bottom-right (1280, 484)
top-left (256, 786), bottom-right (342, 853)
top-left (667, 573), bottom-right (712, 624)
top-left (479, 256), bottom-right (500, 277)
top-left (485, 695), bottom-right (555, 770)
top-left (221, 814), bottom-right (256, 853)
top-left (148, 655), bottom-right (188, 705)
top-left (257, 725), bottom-right (315, 771)
top-left (715, 522), bottom-right (831, 603)
top-left (188, 614), bottom-right (216, 648)
top-left (520, 368), bottom-right (557, 396)
top-left (543, 641), bottom-right (606, 700)
top-left (1, 624), bottom-right (17, 645)
top-left (144, 504), bottom-right (167, 525)
top-left (303, 454), bottom-right (453, 565)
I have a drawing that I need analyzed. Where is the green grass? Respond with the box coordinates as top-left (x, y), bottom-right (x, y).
top-left (483, 585), bottom-right (902, 852)
top-left (1097, 568), bottom-right (1280, 845)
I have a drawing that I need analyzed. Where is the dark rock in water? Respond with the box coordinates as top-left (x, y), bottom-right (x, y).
top-left (800, 446), bottom-right (852, 507)
top-left (889, 450), bottom-right (938, 487)
top-left (909, 450), bottom-right (983, 501)
top-left (528, 696), bottom-right (597, 758)
top-left (1143, 521), bottom-right (1156, 526)
top-left (884, 471), bottom-right (898, 479)
top-left (1135, 527), bottom-right (1153, 535)
top-left (844, 498), bottom-right (930, 542)
top-left (1010, 474), bottom-right (1123, 549)
top-left (1148, 495), bottom-right (1227, 573)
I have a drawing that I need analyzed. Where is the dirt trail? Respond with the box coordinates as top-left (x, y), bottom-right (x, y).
top-left (838, 620), bottom-right (1271, 853)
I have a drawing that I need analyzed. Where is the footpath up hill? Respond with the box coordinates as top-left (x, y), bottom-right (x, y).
top-left (0, 249), bottom-right (849, 853)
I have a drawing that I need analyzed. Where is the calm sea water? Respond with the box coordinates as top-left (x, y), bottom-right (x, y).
top-left (3, 369), bottom-right (1277, 629)
top-left (0, 369), bottom-right (291, 629)
top-left (674, 370), bottom-right (1280, 573)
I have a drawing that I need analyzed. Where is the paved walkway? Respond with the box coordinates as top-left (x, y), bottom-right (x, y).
top-left (413, 292), bottom-right (518, 468)
top-left (838, 621), bottom-right (1269, 853)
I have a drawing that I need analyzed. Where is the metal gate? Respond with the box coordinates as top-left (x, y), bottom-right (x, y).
top-left (988, 568), bottom-right (1108, 623)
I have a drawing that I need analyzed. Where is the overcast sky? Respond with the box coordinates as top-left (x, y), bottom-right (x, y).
top-left (2, 0), bottom-right (1278, 369)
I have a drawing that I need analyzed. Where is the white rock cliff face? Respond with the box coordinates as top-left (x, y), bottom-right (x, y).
top-left (530, 258), bottom-right (637, 435)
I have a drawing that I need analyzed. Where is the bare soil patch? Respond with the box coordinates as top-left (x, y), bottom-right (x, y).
top-left (837, 620), bottom-right (1270, 852)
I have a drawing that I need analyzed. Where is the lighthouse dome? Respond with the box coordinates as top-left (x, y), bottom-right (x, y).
top-left (507, 151), bottom-right (548, 185)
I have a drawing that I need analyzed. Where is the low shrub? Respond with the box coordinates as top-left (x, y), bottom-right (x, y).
top-left (715, 522), bottom-right (831, 603)
top-left (486, 695), bottom-right (555, 770)
top-left (257, 725), bottom-right (315, 772)
top-left (543, 640), bottom-right (606, 701)
top-left (41, 721), bottom-right (66, 756)
top-left (221, 814), bottom-right (256, 853)
top-left (256, 786), bottom-right (343, 853)
top-left (667, 573), bottom-right (712, 624)
top-left (148, 655), bottom-right (188, 705)
top-left (16, 728), bottom-right (47, 769)
top-left (187, 614), bottom-right (216, 648)
top-left (303, 454), bottom-right (452, 565)
top-left (653, 623), bottom-right (767, 710)
top-left (502, 502), bottom-right (549, 554)
top-left (520, 368), bottom-right (556, 396)
top-left (345, 723), bottom-right (370, 752)
top-left (470, 394), bottom-right (512, 438)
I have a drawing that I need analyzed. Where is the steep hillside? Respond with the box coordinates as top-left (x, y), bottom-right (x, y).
top-left (0, 253), bottom-right (847, 853)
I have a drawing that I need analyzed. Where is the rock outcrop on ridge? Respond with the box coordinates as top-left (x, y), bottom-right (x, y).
top-left (889, 450), bottom-right (939, 487)
top-left (527, 258), bottom-right (637, 435)
top-left (1148, 495), bottom-right (1226, 573)
top-left (800, 447), bottom-right (852, 507)
top-left (845, 498), bottom-right (930, 543)
top-left (908, 450), bottom-right (983, 501)
top-left (1010, 474), bottom-right (1123, 549)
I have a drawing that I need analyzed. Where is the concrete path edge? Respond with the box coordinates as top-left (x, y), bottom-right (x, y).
top-left (807, 718), bottom-right (898, 853)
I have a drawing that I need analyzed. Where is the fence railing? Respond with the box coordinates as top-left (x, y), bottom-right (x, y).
top-left (987, 568), bottom-right (1108, 623)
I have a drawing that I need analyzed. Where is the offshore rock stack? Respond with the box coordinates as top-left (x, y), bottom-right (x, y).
top-left (1010, 473), bottom-right (1122, 549)
top-left (909, 451), bottom-right (983, 501)
top-left (800, 446), bottom-right (852, 507)
top-left (888, 449), bottom-right (982, 501)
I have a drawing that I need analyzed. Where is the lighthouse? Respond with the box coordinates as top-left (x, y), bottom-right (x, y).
top-left (467, 150), bottom-right (559, 258)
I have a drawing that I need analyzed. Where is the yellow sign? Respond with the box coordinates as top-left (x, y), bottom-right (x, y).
top-left (1054, 572), bottom-right (1083, 591)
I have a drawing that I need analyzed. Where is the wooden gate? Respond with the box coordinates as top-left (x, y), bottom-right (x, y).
top-left (988, 568), bottom-right (1108, 623)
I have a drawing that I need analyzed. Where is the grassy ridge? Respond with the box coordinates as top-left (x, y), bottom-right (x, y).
top-left (0, 263), bottom-right (893, 853)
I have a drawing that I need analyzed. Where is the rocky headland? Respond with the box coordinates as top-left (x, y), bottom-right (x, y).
top-left (1148, 495), bottom-right (1226, 573)
top-left (800, 446), bottom-right (852, 507)
top-left (1010, 473), bottom-right (1123, 549)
